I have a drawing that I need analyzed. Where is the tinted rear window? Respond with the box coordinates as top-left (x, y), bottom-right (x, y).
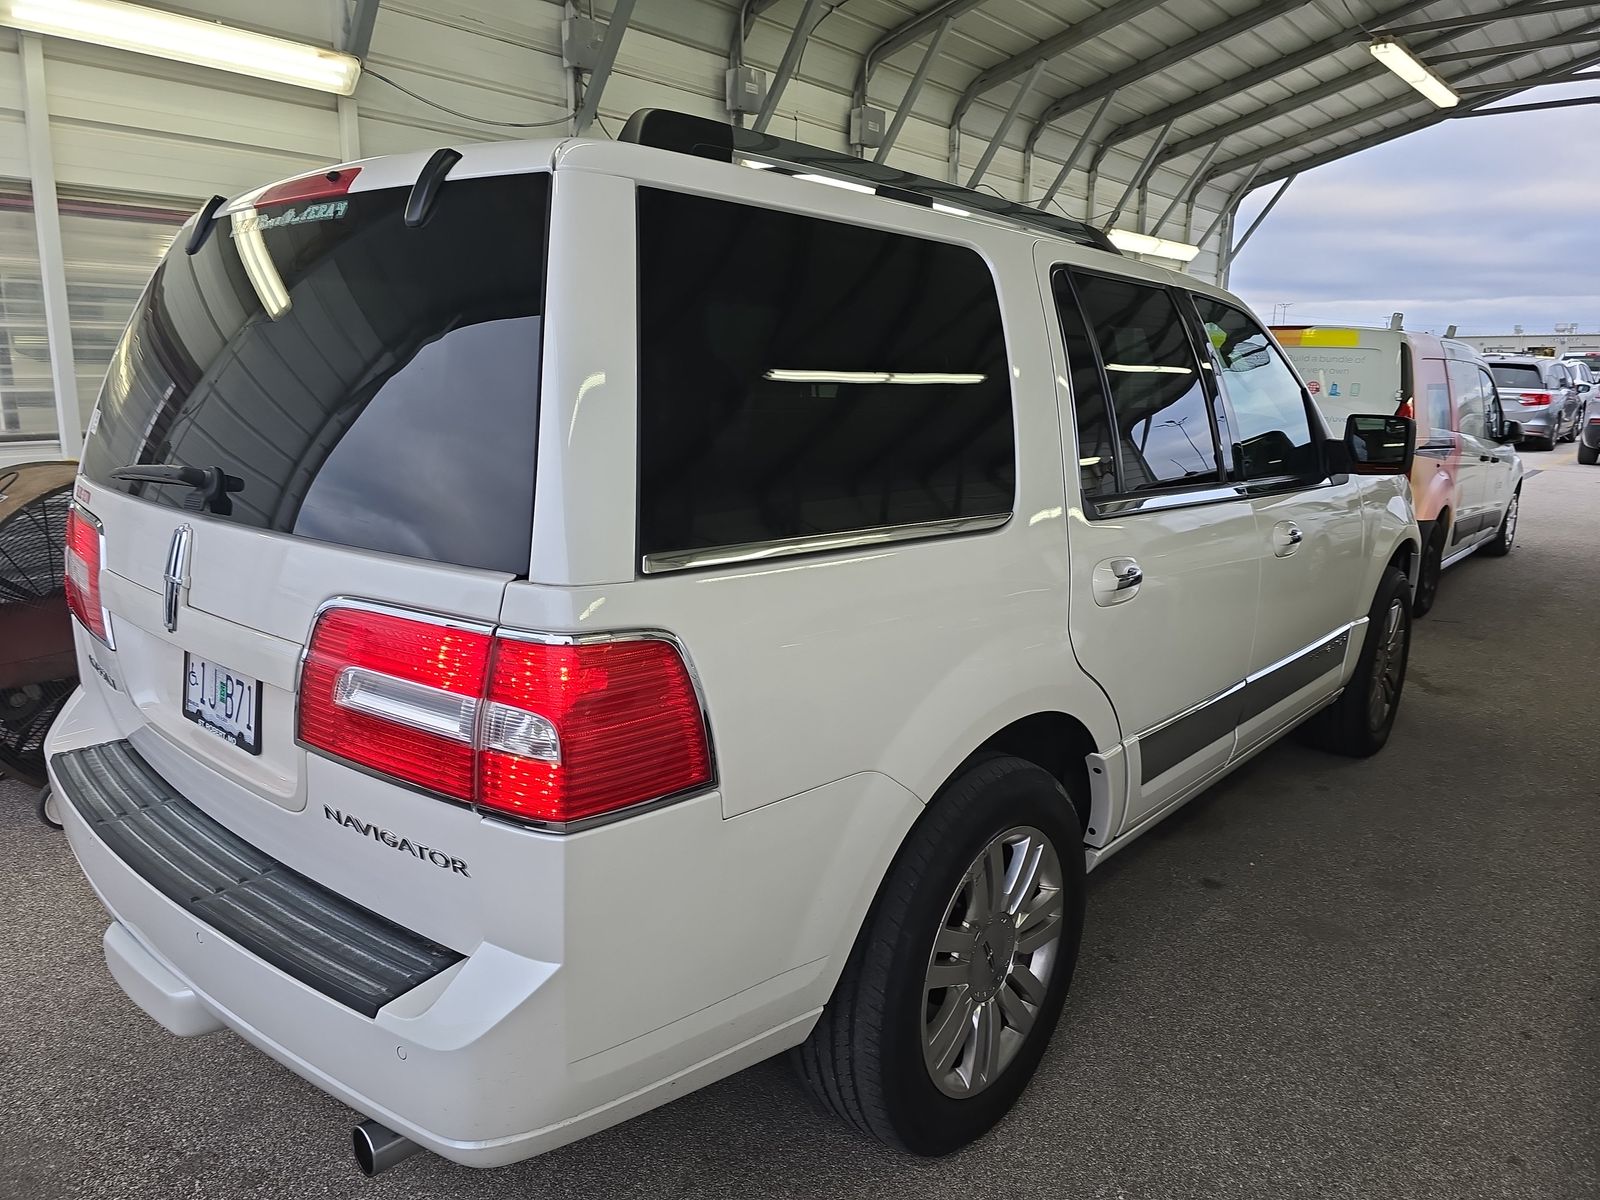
top-left (79, 173), bottom-right (549, 575)
top-left (1490, 364), bottom-right (1544, 389)
top-left (636, 189), bottom-right (1013, 560)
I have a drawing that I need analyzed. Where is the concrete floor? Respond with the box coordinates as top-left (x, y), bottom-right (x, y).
top-left (2, 447), bottom-right (1596, 1200)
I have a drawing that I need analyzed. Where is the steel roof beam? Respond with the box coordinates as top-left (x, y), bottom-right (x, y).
top-left (1455, 92), bottom-right (1600, 115)
top-left (1225, 174), bottom-right (1295, 268)
top-left (1103, 120), bottom-right (1172, 228)
top-left (573, 0), bottom-right (639, 135)
top-left (1161, 6), bottom-right (1600, 167)
top-left (1194, 160), bottom-right (1262, 248)
top-left (1376, 0), bottom-right (1600, 37)
top-left (1038, 88), bottom-right (1115, 206)
top-left (730, 0), bottom-right (789, 69)
top-left (1083, 0), bottom-right (1443, 167)
top-left (948, 0), bottom-right (1169, 134)
top-left (1150, 139), bottom-right (1222, 236)
top-left (965, 59), bottom-right (1047, 187)
top-left (752, 0), bottom-right (830, 133)
top-left (853, 0), bottom-right (990, 109)
top-left (874, 17), bottom-right (954, 162)
top-left (1022, 0), bottom-right (1311, 158)
top-left (1199, 27), bottom-right (1600, 181)
top-left (1242, 45), bottom-right (1600, 185)
top-left (1427, 32), bottom-right (1600, 62)
top-left (344, 0), bottom-right (381, 61)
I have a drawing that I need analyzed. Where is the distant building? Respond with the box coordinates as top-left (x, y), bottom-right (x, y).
top-left (1453, 331), bottom-right (1600, 355)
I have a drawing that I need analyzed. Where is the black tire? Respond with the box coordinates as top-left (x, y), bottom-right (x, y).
top-left (1411, 519), bottom-right (1446, 617)
top-left (1579, 440), bottom-right (1598, 466)
top-left (36, 785), bottom-right (62, 830)
top-left (1481, 487), bottom-right (1519, 558)
top-left (793, 756), bottom-right (1086, 1155)
top-left (1306, 565), bottom-right (1411, 758)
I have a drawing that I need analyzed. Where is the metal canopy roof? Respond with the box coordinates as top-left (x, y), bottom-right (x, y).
top-left (737, 0), bottom-right (1600, 273)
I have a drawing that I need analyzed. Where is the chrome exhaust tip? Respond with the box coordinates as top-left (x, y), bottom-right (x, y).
top-left (352, 1119), bottom-right (419, 1176)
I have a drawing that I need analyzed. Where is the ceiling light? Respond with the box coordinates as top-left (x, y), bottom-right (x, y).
top-left (1368, 38), bottom-right (1458, 109)
top-left (764, 370), bottom-right (986, 385)
top-left (1105, 228), bottom-right (1202, 262)
top-left (0, 0), bottom-right (362, 95)
top-left (932, 202), bottom-right (971, 217)
top-left (230, 209), bottom-right (291, 318)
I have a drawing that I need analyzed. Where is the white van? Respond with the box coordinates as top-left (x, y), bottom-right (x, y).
top-left (49, 111), bottom-right (1422, 1175)
top-left (1274, 326), bottom-right (1523, 615)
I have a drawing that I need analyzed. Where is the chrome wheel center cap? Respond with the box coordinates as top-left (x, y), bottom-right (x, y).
top-left (970, 916), bottom-right (1018, 1002)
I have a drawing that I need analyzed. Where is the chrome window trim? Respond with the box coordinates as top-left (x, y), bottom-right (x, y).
top-left (1089, 484), bottom-right (1248, 518)
top-left (293, 596), bottom-right (719, 835)
top-left (640, 512), bottom-right (1012, 575)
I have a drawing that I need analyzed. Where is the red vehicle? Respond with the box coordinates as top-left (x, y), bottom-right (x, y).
top-left (0, 460), bottom-right (78, 784)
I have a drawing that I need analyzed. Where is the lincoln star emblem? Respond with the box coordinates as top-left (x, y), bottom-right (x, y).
top-left (163, 525), bottom-right (193, 633)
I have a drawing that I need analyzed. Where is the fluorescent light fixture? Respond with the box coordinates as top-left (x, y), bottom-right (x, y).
top-left (1368, 38), bottom-right (1458, 109)
top-left (1105, 363), bottom-right (1193, 375)
top-left (0, 0), bottom-right (362, 95)
top-left (795, 174), bottom-right (876, 195)
top-left (764, 370), bottom-right (986, 385)
top-left (1105, 228), bottom-right (1202, 262)
top-left (230, 209), bottom-right (291, 318)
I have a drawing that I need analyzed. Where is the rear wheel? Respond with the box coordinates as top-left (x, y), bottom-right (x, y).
top-left (1579, 440), bottom-right (1598, 465)
top-left (1411, 521), bottom-right (1446, 617)
top-left (1307, 565), bottom-right (1411, 758)
top-left (794, 756), bottom-right (1085, 1155)
top-left (1481, 488), bottom-right (1518, 558)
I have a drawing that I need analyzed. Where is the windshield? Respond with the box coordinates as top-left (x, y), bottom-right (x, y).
top-left (1490, 364), bottom-right (1544, 390)
top-left (79, 172), bottom-right (549, 575)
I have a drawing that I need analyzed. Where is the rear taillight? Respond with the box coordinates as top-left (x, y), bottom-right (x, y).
top-left (1395, 398), bottom-right (1414, 420)
top-left (64, 505), bottom-right (113, 647)
top-left (1518, 391), bottom-right (1553, 406)
top-left (297, 606), bottom-right (713, 828)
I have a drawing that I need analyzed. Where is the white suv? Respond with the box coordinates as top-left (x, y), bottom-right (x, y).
top-left (47, 111), bottom-right (1422, 1175)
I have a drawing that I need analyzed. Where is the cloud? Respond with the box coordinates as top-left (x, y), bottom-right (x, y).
top-left (1229, 79), bottom-right (1600, 335)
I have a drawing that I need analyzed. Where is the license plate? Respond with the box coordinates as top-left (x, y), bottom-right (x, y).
top-left (183, 654), bottom-right (263, 755)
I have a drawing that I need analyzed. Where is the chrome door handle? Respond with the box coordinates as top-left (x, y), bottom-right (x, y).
top-left (1114, 562), bottom-right (1143, 590)
top-left (1286, 525), bottom-right (1303, 545)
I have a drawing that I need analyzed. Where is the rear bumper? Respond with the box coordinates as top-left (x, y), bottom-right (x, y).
top-left (47, 686), bottom-right (920, 1167)
top-left (1511, 412), bottom-right (1556, 441)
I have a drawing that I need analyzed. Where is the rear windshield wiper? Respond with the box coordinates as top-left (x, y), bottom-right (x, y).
top-left (110, 464), bottom-right (245, 516)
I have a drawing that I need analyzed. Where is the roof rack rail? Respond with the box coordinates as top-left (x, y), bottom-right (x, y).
top-left (617, 109), bottom-right (1119, 255)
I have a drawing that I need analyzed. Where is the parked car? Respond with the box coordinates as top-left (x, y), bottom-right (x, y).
top-left (46, 111), bottom-right (1423, 1176)
top-left (1560, 350), bottom-right (1600, 380)
top-left (1275, 326), bottom-right (1524, 615)
top-left (1580, 409), bottom-right (1600, 464)
top-left (1484, 354), bottom-right (1584, 449)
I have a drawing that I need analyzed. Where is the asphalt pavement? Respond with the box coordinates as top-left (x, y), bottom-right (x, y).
top-left (2, 446), bottom-right (1596, 1200)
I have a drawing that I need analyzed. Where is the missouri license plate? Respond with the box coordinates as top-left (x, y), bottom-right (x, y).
top-left (183, 654), bottom-right (263, 755)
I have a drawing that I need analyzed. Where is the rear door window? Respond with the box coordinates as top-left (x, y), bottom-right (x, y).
top-left (1067, 272), bottom-right (1221, 492)
top-left (635, 189), bottom-right (1014, 562)
top-left (79, 173), bottom-right (549, 575)
top-left (1446, 360), bottom-right (1488, 438)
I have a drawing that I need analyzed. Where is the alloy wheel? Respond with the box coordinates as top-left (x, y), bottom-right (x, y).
top-left (1503, 493), bottom-right (1519, 548)
top-left (1367, 599), bottom-right (1408, 732)
top-left (921, 826), bottom-right (1064, 1099)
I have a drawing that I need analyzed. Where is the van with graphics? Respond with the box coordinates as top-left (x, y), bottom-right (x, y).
top-left (1274, 326), bottom-right (1524, 616)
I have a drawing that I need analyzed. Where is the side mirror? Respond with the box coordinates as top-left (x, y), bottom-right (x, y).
top-left (1344, 414), bottom-right (1415, 475)
top-left (1500, 420), bottom-right (1523, 444)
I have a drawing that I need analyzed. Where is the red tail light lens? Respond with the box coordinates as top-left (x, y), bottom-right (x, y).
top-left (298, 608), bottom-right (491, 801)
top-left (1395, 398), bottom-right (1414, 420)
top-left (64, 505), bottom-right (112, 647)
top-left (1518, 391), bottom-right (1553, 406)
top-left (297, 606), bottom-right (713, 827)
top-left (480, 639), bottom-right (712, 824)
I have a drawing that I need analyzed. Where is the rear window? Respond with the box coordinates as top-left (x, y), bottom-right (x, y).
top-left (635, 189), bottom-right (1013, 563)
top-left (1490, 364), bottom-right (1543, 389)
top-left (79, 172), bottom-right (549, 575)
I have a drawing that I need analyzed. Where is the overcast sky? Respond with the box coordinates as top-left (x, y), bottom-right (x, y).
top-left (1230, 78), bottom-right (1600, 337)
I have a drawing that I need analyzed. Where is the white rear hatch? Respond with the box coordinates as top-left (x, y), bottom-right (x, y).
top-left (71, 161), bottom-right (551, 820)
